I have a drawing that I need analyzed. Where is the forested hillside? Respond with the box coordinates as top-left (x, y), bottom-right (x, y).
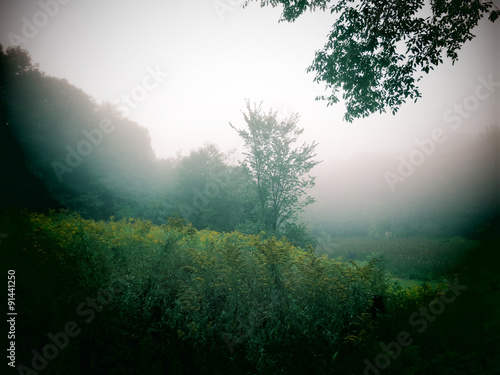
top-left (1, 46), bottom-right (156, 219)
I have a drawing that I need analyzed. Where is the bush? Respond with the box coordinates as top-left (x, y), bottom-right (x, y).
top-left (2, 209), bottom-right (406, 374)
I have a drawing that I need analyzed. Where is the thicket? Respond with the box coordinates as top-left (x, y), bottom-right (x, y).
top-left (1, 209), bottom-right (451, 374)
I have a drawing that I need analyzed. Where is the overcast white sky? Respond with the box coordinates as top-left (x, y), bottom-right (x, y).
top-left (1, 0), bottom-right (499, 162)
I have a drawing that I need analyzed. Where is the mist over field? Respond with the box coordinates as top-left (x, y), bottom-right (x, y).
top-left (1, 1), bottom-right (499, 374)
top-left (306, 127), bottom-right (499, 238)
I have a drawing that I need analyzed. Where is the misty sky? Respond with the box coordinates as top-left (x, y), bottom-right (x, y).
top-left (1, 0), bottom-right (499, 162)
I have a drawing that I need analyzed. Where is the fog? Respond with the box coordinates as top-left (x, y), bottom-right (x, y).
top-left (3, 2), bottom-right (500, 373)
top-left (1, 0), bottom-right (498, 159)
top-left (306, 127), bottom-right (499, 237)
top-left (1, 0), bottom-right (498, 235)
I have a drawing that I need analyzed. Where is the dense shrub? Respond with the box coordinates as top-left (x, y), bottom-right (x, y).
top-left (2, 209), bottom-right (454, 374)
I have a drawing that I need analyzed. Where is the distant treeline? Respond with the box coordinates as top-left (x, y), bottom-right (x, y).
top-left (0, 45), bottom-right (314, 247)
top-left (1, 45), bottom-right (498, 240)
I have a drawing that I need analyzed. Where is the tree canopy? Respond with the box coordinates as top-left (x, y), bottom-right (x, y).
top-left (244, 0), bottom-right (499, 121)
top-left (230, 101), bottom-right (321, 233)
top-left (0, 45), bottom-right (158, 219)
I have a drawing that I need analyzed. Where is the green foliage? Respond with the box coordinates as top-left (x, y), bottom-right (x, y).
top-left (278, 221), bottom-right (318, 249)
top-left (315, 235), bottom-right (475, 281)
top-left (245, 0), bottom-right (499, 121)
top-left (230, 100), bottom-right (321, 233)
top-left (4, 209), bottom-right (493, 374)
top-left (172, 144), bottom-right (254, 232)
top-left (0, 45), bottom-right (170, 220)
top-left (166, 215), bottom-right (196, 235)
top-left (1, 46), bottom-right (321, 243)
top-left (2, 209), bottom-right (396, 374)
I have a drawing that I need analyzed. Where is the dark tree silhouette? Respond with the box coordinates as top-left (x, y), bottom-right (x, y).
top-left (244, 0), bottom-right (499, 121)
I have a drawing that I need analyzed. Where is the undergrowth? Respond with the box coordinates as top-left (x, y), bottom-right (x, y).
top-left (1, 209), bottom-right (458, 374)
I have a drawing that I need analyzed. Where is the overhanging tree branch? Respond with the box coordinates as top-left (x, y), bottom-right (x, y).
top-left (244, 0), bottom-right (499, 121)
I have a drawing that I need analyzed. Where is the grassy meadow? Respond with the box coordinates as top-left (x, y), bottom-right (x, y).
top-left (315, 235), bottom-right (477, 284)
top-left (2, 209), bottom-right (499, 374)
